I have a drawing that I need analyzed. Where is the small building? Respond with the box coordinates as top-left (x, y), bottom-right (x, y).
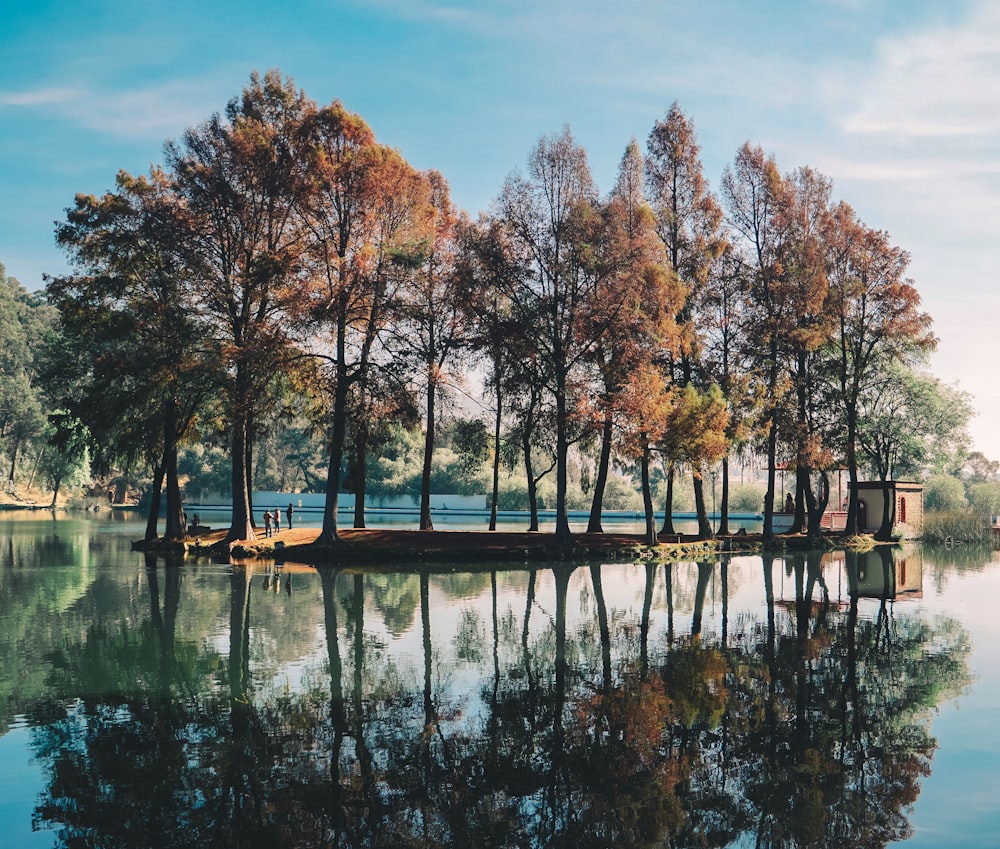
top-left (851, 548), bottom-right (923, 600)
top-left (848, 481), bottom-right (924, 533)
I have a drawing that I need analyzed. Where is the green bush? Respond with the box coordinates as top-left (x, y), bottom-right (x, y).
top-left (923, 474), bottom-right (968, 511)
top-left (967, 481), bottom-right (1000, 515)
top-left (729, 483), bottom-right (766, 513)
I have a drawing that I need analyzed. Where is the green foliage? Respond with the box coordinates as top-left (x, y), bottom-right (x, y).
top-left (0, 263), bottom-right (54, 485)
top-left (177, 443), bottom-right (231, 501)
top-left (601, 473), bottom-right (643, 511)
top-left (923, 474), bottom-right (968, 511)
top-left (729, 482), bottom-right (766, 513)
top-left (967, 481), bottom-right (1000, 515)
top-left (365, 422), bottom-right (490, 499)
top-left (450, 418), bottom-right (490, 477)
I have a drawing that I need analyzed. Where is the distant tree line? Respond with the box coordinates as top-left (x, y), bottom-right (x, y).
top-left (6, 69), bottom-right (971, 544)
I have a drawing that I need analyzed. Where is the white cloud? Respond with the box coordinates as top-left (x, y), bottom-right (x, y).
top-left (0, 78), bottom-right (233, 141)
top-left (839, 3), bottom-right (1000, 141)
top-left (0, 87), bottom-right (79, 107)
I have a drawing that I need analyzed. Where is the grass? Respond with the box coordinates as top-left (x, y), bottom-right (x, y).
top-left (922, 510), bottom-right (996, 545)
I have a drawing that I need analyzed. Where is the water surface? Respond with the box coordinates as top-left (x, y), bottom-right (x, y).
top-left (0, 511), bottom-right (996, 847)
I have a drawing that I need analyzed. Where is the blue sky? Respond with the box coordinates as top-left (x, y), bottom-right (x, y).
top-left (3, 0), bottom-right (998, 459)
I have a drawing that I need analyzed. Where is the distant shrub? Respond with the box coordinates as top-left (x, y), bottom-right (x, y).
top-left (923, 475), bottom-right (968, 511)
top-left (729, 483), bottom-right (766, 513)
top-left (967, 481), bottom-right (1000, 515)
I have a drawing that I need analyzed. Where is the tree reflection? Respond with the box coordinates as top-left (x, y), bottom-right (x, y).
top-left (27, 551), bottom-right (972, 848)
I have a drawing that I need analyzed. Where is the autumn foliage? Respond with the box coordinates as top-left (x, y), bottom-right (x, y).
top-left (49, 70), bottom-right (939, 544)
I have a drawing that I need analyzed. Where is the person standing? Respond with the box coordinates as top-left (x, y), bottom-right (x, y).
top-left (263, 510), bottom-right (272, 538)
top-left (286, 503), bottom-right (293, 530)
top-left (272, 508), bottom-right (281, 533)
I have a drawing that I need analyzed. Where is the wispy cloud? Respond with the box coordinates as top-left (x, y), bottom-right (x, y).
top-left (0, 77), bottom-right (233, 141)
top-left (0, 87), bottom-right (79, 107)
top-left (839, 3), bottom-right (1000, 141)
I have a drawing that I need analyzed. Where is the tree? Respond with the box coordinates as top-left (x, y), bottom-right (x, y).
top-left (50, 168), bottom-right (210, 539)
top-left (617, 365), bottom-right (674, 545)
top-left (299, 98), bottom-right (431, 543)
top-left (584, 139), bottom-right (683, 533)
top-left (963, 450), bottom-right (999, 483)
top-left (698, 245), bottom-right (756, 534)
top-left (721, 143), bottom-right (789, 539)
top-left (388, 171), bottom-right (467, 530)
top-left (0, 263), bottom-right (50, 486)
top-left (167, 70), bottom-right (313, 542)
top-left (656, 384), bottom-right (729, 538)
top-left (645, 103), bottom-right (725, 534)
top-left (456, 217), bottom-right (525, 530)
top-left (858, 360), bottom-right (972, 537)
top-left (825, 201), bottom-right (935, 533)
top-left (492, 126), bottom-right (621, 545)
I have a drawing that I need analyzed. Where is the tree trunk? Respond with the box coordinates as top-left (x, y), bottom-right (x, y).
top-left (763, 419), bottom-right (778, 540)
top-left (489, 370), bottom-right (501, 532)
top-left (693, 468), bottom-right (712, 539)
top-left (876, 478), bottom-right (894, 541)
top-left (790, 468), bottom-right (808, 535)
top-left (660, 460), bottom-right (676, 536)
top-left (587, 412), bottom-right (613, 534)
top-left (353, 422), bottom-right (368, 529)
top-left (718, 456), bottom-right (730, 535)
top-left (807, 470), bottom-right (829, 538)
top-left (145, 458), bottom-right (165, 542)
top-left (523, 423), bottom-right (539, 533)
top-left (245, 409), bottom-right (255, 528)
top-left (226, 364), bottom-right (255, 542)
top-left (641, 441), bottom-right (657, 546)
top-left (419, 376), bottom-right (435, 531)
top-left (8, 436), bottom-right (19, 482)
top-left (163, 400), bottom-right (185, 539)
top-left (554, 378), bottom-right (571, 547)
top-left (319, 331), bottom-right (350, 545)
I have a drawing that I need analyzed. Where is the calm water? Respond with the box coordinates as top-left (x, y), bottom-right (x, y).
top-left (1, 511), bottom-right (998, 848)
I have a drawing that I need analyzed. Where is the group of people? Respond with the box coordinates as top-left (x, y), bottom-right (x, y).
top-left (262, 503), bottom-right (294, 538)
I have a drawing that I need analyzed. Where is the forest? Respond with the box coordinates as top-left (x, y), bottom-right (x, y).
top-left (0, 69), bottom-right (981, 546)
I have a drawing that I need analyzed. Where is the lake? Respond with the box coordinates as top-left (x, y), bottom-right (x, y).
top-left (1, 510), bottom-right (997, 848)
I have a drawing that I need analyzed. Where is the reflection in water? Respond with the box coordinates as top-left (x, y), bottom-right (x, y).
top-left (2, 535), bottom-right (972, 848)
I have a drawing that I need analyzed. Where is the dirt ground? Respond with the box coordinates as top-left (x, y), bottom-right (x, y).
top-left (180, 524), bottom-right (731, 567)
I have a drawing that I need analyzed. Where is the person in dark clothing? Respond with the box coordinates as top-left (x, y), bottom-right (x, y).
top-left (286, 503), bottom-right (294, 530)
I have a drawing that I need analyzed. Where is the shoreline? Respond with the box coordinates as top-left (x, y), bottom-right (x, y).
top-left (136, 525), bottom-right (882, 567)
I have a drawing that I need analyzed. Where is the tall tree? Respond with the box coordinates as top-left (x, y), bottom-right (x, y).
top-left (585, 140), bottom-right (683, 533)
top-left (300, 99), bottom-right (431, 544)
top-left (720, 143), bottom-right (788, 539)
top-left (493, 126), bottom-right (619, 546)
top-left (389, 171), bottom-right (466, 530)
top-left (698, 245), bottom-right (756, 534)
top-left (645, 103), bottom-right (725, 534)
top-left (167, 70), bottom-right (313, 542)
top-left (50, 169), bottom-right (209, 539)
top-left (455, 217), bottom-right (522, 531)
top-left (0, 264), bottom-right (50, 486)
top-left (778, 166), bottom-right (835, 536)
top-left (824, 202), bottom-right (935, 533)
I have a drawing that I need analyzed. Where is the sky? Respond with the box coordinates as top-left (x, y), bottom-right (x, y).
top-left (2, 0), bottom-right (998, 460)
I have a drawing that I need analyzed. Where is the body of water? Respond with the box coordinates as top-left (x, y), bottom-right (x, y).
top-left (0, 511), bottom-right (997, 847)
